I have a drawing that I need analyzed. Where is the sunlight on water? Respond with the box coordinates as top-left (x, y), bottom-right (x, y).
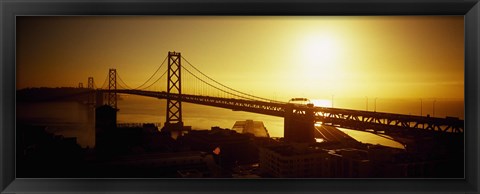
top-left (337, 128), bottom-right (405, 149)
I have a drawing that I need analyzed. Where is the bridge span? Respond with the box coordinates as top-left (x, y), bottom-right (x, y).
top-left (97, 89), bottom-right (463, 136)
top-left (83, 52), bottom-right (463, 143)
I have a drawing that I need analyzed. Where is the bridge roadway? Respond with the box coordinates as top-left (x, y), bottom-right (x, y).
top-left (100, 89), bottom-right (464, 135)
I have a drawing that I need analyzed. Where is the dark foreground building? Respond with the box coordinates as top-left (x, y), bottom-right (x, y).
top-left (178, 127), bottom-right (259, 169)
top-left (259, 143), bottom-right (371, 178)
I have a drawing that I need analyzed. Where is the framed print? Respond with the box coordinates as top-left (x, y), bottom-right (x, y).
top-left (1, 0), bottom-right (479, 193)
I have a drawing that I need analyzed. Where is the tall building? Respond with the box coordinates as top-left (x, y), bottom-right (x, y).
top-left (95, 105), bottom-right (117, 152)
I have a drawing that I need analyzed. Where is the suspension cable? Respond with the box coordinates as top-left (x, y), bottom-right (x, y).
top-left (181, 56), bottom-right (279, 102)
top-left (100, 75), bottom-right (109, 89)
top-left (116, 72), bottom-right (133, 89)
top-left (133, 56), bottom-right (168, 89)
top-left (182, 65), bottom-right (257, 101)
top-left (141, 70), bottom-right (168, 90)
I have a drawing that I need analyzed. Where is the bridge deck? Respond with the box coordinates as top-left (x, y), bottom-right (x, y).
top-left (96, 89), bottom-right (464, 134)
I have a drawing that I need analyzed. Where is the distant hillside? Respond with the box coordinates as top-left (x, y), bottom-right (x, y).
top-left (17, 87), bottom-right (92, 102)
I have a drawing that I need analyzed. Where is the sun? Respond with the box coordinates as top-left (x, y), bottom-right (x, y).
top-left (300, 34), bottom-right (341, 69)
top-left (296, 33), bottom-right (343, 84)
top-left (311, 99), bottom-right (333, 108)
top-left (289, 32), bottom-right (345, 93)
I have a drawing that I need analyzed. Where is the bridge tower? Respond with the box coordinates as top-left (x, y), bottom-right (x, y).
top-left (87, 77), bottom-right (95, 105)
top-left (162, 51), bottom-right (184, 132)
top-left (78, 82), bottom-right (83, 88)
top-left (107, 69), bottom-right (117, 109)
top-left (284, 104), bottom-right (315, 143)
top-left (88, 77), bottom-right (94, 89)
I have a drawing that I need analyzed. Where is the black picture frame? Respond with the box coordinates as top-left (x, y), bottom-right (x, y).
top-left (1, 0), bottom-right (479, 193)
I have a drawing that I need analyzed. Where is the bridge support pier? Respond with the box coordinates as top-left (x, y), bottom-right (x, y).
top-left (284, 104), bottom-right (315, 143)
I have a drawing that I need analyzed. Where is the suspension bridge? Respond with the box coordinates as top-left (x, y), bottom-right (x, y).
top-left (80, 51), bottom-right (463, 143)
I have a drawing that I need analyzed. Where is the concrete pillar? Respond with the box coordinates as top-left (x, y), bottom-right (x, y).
top-left (284, 104), bottom-right (315, 143)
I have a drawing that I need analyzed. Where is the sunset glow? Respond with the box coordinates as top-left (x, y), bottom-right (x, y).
top-left (16, 16), bottom-right (464, 101)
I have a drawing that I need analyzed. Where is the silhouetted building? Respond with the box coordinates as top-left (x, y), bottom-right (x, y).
top-left (232, 120), bottom-right (270, 137)
top-left (327, 148), bottom-right (371, 178)
top-left (95, 105), bottom-right (117, 153)
top-left (372, 151), bottom-right (462, 178)
top-left (16, 124), bottom-right (83, 178)
top-left (179, 127), bottom-right (258, 167)
top-left (259, 144), bottom-right (331, 177)
top-left (91, 151), bottom-right (220, 178)
top-left (259, 143), bottom-right (371, 178)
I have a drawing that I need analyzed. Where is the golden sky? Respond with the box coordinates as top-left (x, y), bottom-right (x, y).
top-left (16, 16), bottom-right (464, 100)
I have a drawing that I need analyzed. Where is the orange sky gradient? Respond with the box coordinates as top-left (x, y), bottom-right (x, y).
top-left (16, 16), bottom-right (464, 101)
